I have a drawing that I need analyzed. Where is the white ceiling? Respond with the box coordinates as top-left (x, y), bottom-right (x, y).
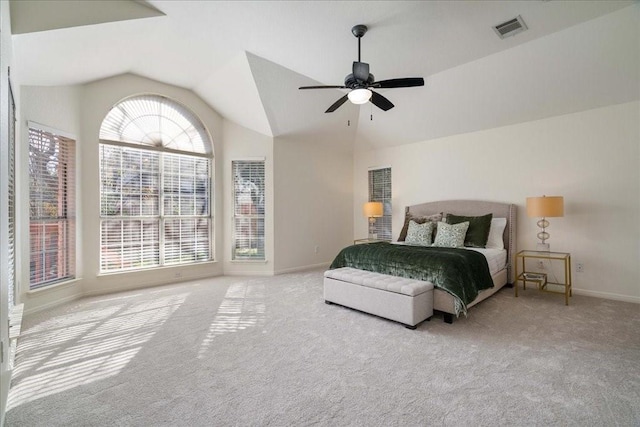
top-left (10, 0), bottom-right (640, 148)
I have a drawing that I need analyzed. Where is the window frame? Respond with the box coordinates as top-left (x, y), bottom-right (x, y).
top-left (28, 123), bottom-right (76, 290)
top-left (368, 166), bottom-right (392, 241)
top-left (231, 159), bottom-right (266, 261)
top-left (98, 95), bottom-right (214, 273)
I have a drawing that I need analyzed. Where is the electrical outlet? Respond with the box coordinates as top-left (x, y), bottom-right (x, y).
top-left (174, 271), bottom-right (182, 278)
top-left (537, 261), bottom-right (545, 270)
top-left (314, 245), bottom-right (320, 254)
top-left (576, 262), bottom-right (584, 273)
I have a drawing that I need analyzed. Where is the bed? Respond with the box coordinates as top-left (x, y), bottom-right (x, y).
top-left (330, 200), bottom-right (516, 323)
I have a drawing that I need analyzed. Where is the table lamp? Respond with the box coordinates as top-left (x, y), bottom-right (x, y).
top-left (526, 195), bottom-right (564, 251)
top-left (363, 202), bottom-right (383, 239)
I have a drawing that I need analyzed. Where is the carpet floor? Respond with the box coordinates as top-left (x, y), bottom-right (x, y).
top-left (6, 269), bottom-right (640, 426)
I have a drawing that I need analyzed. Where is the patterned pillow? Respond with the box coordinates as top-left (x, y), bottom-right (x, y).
top-left (433, 221), bottom-right (470, 248)
top-left (405, 220), bottom-right (434, 246)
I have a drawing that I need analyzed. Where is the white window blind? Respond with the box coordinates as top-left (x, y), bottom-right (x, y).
top-left (99, 94), bottom-right (213, 273)
top-left (232, 160), bottom-right (265, 260)
top-left (29, 127), bottom-right (76, 289)
top-left (368, 167), bottom-right (392, 241)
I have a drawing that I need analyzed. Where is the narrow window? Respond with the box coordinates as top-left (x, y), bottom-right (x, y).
top-left (368, 167), bottom-right (392, 241)
top-left (28, 126), bottom-right (76, 289)
top-left (232, 160), bottom-right (265, 260)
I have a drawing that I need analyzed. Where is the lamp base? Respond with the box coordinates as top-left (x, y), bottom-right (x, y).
top-left (536, 242), bottom-right (550, 252)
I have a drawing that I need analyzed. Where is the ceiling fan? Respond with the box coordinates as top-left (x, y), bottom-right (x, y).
top-left (299, 24), bottom-right (424, 113)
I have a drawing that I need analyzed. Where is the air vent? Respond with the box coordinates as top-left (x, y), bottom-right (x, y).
top-left (493, 15), bottom-right (528, 39)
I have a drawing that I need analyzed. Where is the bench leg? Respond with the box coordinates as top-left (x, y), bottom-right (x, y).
top-left (405, 324), bottom-right (417, 330)
top-left (443, 313), bottom-right (454, 324)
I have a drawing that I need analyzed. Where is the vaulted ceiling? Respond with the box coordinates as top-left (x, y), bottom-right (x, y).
top-left (10, 0), bottom-right (640, 148)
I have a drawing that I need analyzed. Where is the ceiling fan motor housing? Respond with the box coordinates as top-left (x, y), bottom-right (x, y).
top-left (345, 73), bottom-right (375, 89)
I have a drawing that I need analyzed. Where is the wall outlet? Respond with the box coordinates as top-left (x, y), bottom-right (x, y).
top-left (537, 261), bottom-right (545, 270)
top-left (314, 245), bottom-right (320, 254)
top-left (576, 262), bottom-right (584, 273)
top-left (174, 271), bottom-right (182, 278)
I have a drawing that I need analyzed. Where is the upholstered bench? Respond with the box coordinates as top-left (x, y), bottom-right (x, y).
top-left (323, 267), bottom-right (434, 329)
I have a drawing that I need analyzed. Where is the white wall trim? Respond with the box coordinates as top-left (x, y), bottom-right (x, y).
top-left (273, 262), bottom-right (330, 275)
top-left (224, 270), bottom-right (274, 277)
top-left (23, 293), bottom-right (82, 316)
top-left (572, 288), bottom-right (640, 304)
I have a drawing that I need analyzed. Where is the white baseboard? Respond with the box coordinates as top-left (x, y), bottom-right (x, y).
top-left (573, 288), bottom-right (640, 304)
top-left (23, 293), bottom-right (82, 316)
top-left (273, 262), bottom-right (330, 275)
top-left (224, 270), bottom-right (274, 277)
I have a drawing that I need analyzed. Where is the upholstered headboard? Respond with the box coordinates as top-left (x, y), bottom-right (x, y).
top-left (405, 200), bottom-right (517, 282)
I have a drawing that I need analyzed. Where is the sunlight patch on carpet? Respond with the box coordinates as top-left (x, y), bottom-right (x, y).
top-left (198, 281), bottom-right (266, 358)
top-left (8, 292), bottom-right (189, 410)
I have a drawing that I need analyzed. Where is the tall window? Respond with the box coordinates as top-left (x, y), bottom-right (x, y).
top-left (368, 167), bottom-right (392, 241)
top-left (8, 82), bottom-right (15, 303)
top-left (99, 95), bottom-right (213, 272)
top-left (232, 160), bottom-right (265, 260)
top-left (29, 125), bottom-right (76, 289)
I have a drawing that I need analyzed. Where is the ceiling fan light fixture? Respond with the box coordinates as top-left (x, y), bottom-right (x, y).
top-left (348, 88), bottom-right (372, 104)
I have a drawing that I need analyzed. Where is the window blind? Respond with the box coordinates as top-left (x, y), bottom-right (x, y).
top-left (368, 167), bottom-right (392, 241)
top-left (99, 146), bottom-right (211, 271)
top-left (29, 127), bottom-right (76, 289)
top-left (232, 160), bottom-right (265, 260)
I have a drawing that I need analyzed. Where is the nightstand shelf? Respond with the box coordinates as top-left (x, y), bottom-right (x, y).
top-left (515, 250), bottom-right (572, 305)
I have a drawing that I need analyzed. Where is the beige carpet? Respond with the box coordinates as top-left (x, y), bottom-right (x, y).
top-left (6, 269), bottom-right (640, 426)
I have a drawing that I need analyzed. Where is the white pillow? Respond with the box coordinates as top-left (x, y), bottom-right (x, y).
top-left (405, 220), bottom-right (434, 246)
top-left (432, 221), bottom-right (469, 248)
top-left (486, 218), bottom-right (507, 249)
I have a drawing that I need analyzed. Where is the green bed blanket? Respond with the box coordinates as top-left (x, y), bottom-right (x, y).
top-left (329, 242), bottom-right (494, 316)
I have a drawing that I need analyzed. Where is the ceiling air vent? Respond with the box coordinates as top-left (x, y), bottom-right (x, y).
top-left (493, 15), bottom-right (528, 39)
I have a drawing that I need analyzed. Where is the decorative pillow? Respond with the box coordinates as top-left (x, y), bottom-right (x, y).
top-left (433, 221), bottom-right (469, 248)
top-left (405, 220), bottom-right (434, 246)
top-left (398, 212), bottom-right (442, 241)
top-left (445, 213), bottom-right (493, 248)
top-left (485, 217), bottom-right (507, 249)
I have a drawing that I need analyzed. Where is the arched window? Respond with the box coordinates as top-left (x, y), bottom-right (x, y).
top-left (99, 94), bottom-right (213, 272)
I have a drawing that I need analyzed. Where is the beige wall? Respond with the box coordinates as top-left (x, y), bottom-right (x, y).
top-left (354, 101), bottom-right (640, 303)
top-left (274, 135), bottom-right (353, 274)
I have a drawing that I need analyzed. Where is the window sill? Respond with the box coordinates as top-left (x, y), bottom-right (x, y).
top-left (27, 278), bottom-right (81, 295)
top-left (96, 260), bottom-right (218, 277)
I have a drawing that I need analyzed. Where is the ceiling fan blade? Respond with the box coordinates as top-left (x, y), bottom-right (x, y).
top-left (370, 91), bottom-right (394, 111)
top-left (299, 85), bottom-right (346, 90)
top-left (372, 77), bottom-right (424, 89)
top-left (352, 61), bottom-right (370, 82)
top-left (325, 94), bottom-right (349, 113)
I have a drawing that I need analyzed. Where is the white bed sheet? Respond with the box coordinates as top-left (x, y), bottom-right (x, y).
top-left (390, 242), bottom-right (507, 276)
top-left (465, 247), bottom-right (507, 276)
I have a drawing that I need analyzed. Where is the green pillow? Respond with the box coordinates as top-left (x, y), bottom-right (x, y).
top-left (446, 213), bottom-right (493, 248)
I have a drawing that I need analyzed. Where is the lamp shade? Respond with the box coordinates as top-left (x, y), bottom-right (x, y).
top-left (348, 88), bottom-right (372, 105)
top-left (363, 201), bottom-right (383, 218)
top-left (526, 196), bottom-right (564, 218)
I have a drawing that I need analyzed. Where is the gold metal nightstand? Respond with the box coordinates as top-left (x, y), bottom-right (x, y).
top-left (515, 250), bottom-right (572, 305)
